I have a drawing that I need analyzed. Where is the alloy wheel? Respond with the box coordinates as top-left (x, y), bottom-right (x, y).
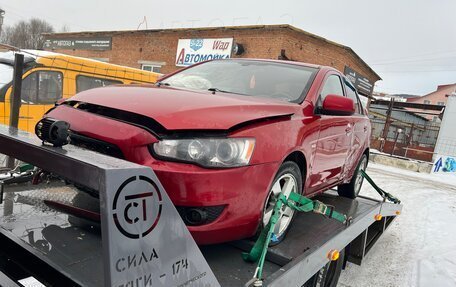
top-left (354, 157), bottom-right (368, 196)
top-left (263, 173), bottom-right (297, 238)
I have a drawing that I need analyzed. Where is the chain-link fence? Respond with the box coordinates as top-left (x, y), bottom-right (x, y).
top-left (369, 100), bottom-right (442, 162)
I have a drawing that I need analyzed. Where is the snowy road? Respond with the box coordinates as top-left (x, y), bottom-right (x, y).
top-left (339, 163), bottom-right (456, 287)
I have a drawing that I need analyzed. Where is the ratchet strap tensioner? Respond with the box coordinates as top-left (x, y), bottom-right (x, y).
top-left (242, 191), bottom-right (349, 287)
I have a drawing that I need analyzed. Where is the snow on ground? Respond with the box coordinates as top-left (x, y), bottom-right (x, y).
top-left (339, 162), bottom-right (456, 287)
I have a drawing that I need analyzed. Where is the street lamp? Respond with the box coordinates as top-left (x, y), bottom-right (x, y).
top-left (0, 9), bottom-right (5, 37)
top-left (391, 128), bottom-right (404, 156)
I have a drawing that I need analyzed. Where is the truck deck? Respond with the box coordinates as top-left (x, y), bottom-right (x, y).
top-left (0, 125), bottom-right (402, 287)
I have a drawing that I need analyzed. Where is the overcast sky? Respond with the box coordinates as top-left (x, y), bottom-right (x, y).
top-left (1, 0), bottom-right (455, 96)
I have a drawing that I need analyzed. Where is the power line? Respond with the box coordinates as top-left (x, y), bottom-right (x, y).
top-left (370, 48), bottom-right (456, 64)
top-left (371, 55), bottom-right (456, 66)
top-left (376, 69), bottom-right (456, 73)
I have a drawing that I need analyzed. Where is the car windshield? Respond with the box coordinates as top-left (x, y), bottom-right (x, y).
top-left (161, 60), bottom-right (317, 102)
top-left (0, 63), bottom-right (13, 90)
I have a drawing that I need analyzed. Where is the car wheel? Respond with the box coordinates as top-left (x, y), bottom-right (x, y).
top-left (338, 154), bottom-right (368, 199)
top-left (261, 161), bottom-right (303, 246)
top-left (302, 248), bottom-right (345, 287)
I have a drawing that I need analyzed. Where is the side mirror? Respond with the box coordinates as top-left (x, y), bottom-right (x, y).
top-left (320, 94), bottom-right (355, 116)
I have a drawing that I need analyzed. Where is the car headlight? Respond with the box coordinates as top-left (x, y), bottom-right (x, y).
top-left (151, 138), bottom-right (255, 168)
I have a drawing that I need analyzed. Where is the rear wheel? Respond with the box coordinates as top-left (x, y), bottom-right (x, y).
top-left (260, 161), bottom-right (303, 245)
top-left (303, 248), bottom-right (345, 287)
top-left (338, 154), bottom-right (368, 199)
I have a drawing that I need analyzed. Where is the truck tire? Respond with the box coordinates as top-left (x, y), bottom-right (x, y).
top-left (338, 154), bottom-right (368, 199)
top-left (303, 248), bottom-right (345, 287)
top-left (259, 161), bottom-right (303, 246)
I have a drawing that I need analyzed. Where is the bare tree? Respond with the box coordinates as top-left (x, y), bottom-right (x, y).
top-left (0, 18), bottom-right (54, 49)
top-left (59, 24), bottom-right (70, 33)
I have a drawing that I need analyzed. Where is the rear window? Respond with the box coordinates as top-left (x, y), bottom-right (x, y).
top-left (343, 78), bottom-right (363, 114)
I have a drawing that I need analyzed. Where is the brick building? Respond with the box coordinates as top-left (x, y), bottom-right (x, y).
top-left (405, 83), bottom-right (455, 121)
top-left (407, 83), bottom-right (456, 106)
top-left (43, 24), bottom-right (380, 96)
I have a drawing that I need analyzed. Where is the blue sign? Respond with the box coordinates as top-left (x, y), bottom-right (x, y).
top-left (443, 157), bottom-right (456, 172)
top-left (433, 155), bottom-right (456, 174)
top-left (434, 157), bottom-right (443, 172)
top-left (190, 39), bottom-right (204, 51)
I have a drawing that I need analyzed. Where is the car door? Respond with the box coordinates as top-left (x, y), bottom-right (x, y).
top-left (341, 77), bottom-right (368, 178)
top-left (307, 73), bottom-right (353, 193)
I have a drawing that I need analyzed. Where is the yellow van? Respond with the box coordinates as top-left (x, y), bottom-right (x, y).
top-left (0, 50), bottom-right (161, 132)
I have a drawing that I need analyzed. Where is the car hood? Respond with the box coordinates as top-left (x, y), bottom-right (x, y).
top-left (65, 85), bottom-right (300, 130)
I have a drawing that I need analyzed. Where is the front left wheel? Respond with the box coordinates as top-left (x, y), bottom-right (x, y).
top-left (260, 161), bottom-right (303, 245)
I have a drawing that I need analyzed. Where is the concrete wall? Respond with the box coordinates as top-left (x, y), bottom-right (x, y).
top-left (370, 152), bottom-right (433, 173)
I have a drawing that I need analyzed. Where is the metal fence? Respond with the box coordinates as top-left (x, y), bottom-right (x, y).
top-left (368, 100), bottom-right (443, 162)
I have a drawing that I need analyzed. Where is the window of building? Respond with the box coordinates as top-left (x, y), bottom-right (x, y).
top-left (76, 75), bottom-right (122, 93)
top-left (21, 71), bottom-right (63, 104)
top-left (90, 58), bottom-right (109, 63)
top-left (437, 101), bottom-right (445, 106)
top-left (320, 75), bottom-right (344, 102)
top-left (141, 64), bottom-right (161, 73)
top-left (424, 100), bottom-right (431, 104)
top-left (343, 78), bottom-right (363, 114)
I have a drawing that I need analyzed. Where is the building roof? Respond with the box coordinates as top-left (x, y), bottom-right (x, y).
top-left (0, 49), bottom-right (160, 82)
top-left (408, 83), bottom-right (456, 103)
top-left (44, 24), bottom-right (381, 81)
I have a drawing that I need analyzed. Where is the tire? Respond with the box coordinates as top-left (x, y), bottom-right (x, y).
top-left (338, 154), bottom-right (368, 199)
top-left (259, 161), bottom-right (303, 245)
top-left (303, 248), bottom-right (345, 287)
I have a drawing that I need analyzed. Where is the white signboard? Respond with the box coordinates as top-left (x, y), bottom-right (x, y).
top-left (175, 38), bottom-right (233, 67)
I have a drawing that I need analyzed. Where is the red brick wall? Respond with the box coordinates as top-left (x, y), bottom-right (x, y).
top-left (46, 26), bottom-right (379, 84)
top-left (371, 139), bottom-right (435, 162)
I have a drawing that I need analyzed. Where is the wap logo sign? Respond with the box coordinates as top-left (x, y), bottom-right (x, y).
top-left (190, 39), bottom-right (204, 51)
top-left (176, 38), bottom-right (233, 67)
top-left (112, 176), bottom-right (163, 239)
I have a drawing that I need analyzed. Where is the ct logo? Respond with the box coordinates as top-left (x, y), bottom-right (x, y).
top-left (112, 176), bottom-right (162, 239)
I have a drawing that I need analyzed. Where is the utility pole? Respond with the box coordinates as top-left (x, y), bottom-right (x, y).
top-left (0, 9), bottom-right (5, 37)
top-left (5, 53), bottom-right (24, 169)
top-left (3, 53), bottom-right (23, 216)
top-left (379, 98), bottom-right (395, 152)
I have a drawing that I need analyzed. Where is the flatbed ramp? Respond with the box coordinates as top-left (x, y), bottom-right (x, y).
top-left (0, 125), bottom-right (401, 286)
top-left (204, 193), bottom-right (399, 286)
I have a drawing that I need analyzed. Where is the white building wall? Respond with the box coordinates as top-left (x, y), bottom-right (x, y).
top-left (434, 95), bottom-right (456, 158)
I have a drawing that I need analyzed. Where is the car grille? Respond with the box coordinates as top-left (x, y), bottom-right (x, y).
top-left (70, 133), bottom-right (124, 159)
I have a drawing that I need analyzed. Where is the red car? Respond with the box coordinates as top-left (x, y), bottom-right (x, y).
top-left (45, 59), bottom-right (370, 245)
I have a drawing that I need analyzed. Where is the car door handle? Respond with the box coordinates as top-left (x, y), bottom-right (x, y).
top-left (345, 124), bottom-right (352, 134)
top-left (364, 126), bottom-right (368, 132)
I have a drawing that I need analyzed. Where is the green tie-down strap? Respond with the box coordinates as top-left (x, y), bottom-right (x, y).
top-left (242, 192), bottom-right (348, 280)
top-left (18, 163), bottom-right (34, 173)
top-left (360, 170), bottom-right (401, 204)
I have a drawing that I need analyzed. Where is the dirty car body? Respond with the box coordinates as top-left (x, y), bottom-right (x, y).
top-left (45, 59), bottom-right (371, 244)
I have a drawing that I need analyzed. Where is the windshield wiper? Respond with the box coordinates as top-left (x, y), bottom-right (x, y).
top-left (208, 87), bottom-right (247, 96)
top-left (156, 82), bottom-right (171, 87)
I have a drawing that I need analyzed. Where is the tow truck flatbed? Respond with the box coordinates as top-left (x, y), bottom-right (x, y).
top-left (0, 125), bottom-right (402, 287)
